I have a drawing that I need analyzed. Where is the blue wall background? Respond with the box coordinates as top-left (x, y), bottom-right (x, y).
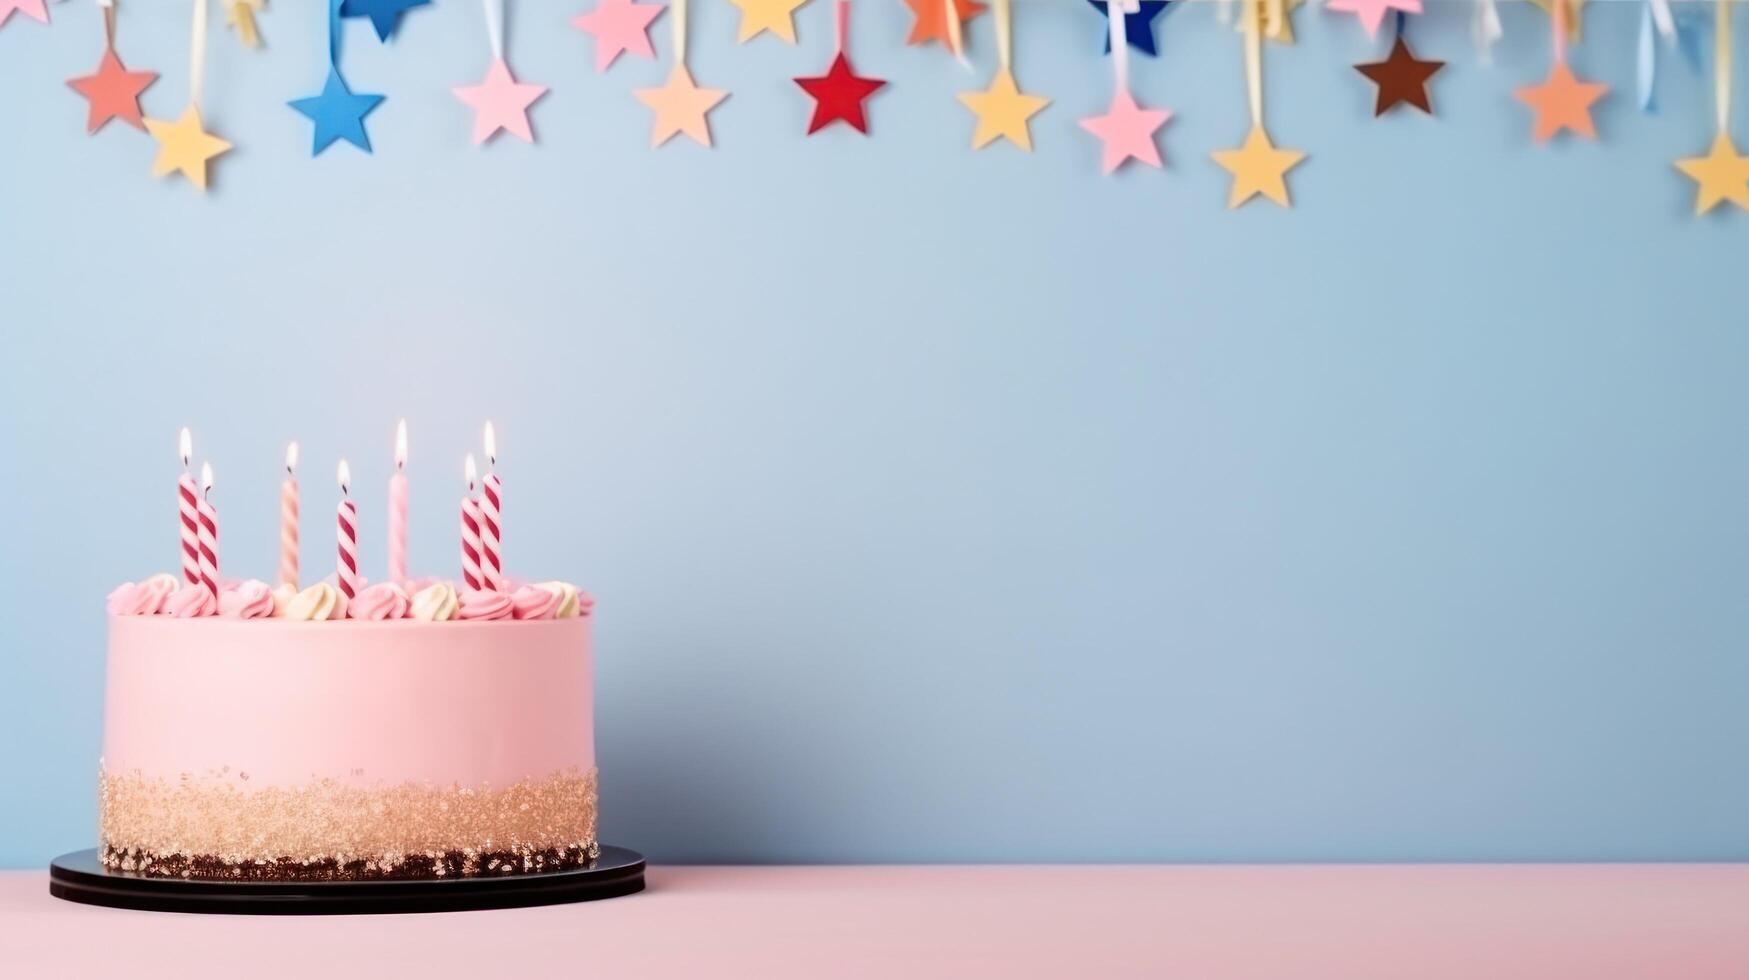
top-left (1, 1), bottom-right (1745, 866)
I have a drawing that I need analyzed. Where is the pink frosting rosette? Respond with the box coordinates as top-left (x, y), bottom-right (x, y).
top-left (162, 584), bottom-right (217, 618)
top-left (458, 588), bottom-right (515, 621)
top-left (350, 582), bottom-right (411, 620)
top-left (107, 573), bottom-right (179, 616)
top-left (511, 584), bottom-right (560, 620)
top-left (219, 580), bottom-right (276, 620)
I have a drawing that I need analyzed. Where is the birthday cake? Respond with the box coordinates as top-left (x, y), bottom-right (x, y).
top-left (98, 426), bottom-right (599, 882)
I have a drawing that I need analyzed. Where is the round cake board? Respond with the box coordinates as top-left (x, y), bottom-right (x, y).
top-left (49, 845), bottom-right (645, 915)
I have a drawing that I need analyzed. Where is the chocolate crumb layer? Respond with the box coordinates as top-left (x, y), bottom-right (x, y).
top-left (102, 841), bottom-right (602, 881)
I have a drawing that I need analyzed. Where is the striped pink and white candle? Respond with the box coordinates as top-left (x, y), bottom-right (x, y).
top-left (197, 463), bottom-right (220, 611)
top-left (279, 442), bottom-right (300, 591)
top-left (461, 454), bottom-right (484, 592)
top-left (336, 460), bottom-right (360, 601)
top-left (481, 422), bottom-right (504, 592)
top-left (177, 428), bottom-right (201, 586)
top-left (388, 420), bottom-right (409, 584)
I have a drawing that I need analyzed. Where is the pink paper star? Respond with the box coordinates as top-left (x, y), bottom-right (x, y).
top-left (571, 0), bottom-right (663, 73)
top-left (453, 58), bottom-right (548, 145)
top-left (1078, 89), bottom-right (1171, 174)
top-left (0, 0), bottom-right (49, 28)
top-left (1325, 0), bottom-right (1422, 38)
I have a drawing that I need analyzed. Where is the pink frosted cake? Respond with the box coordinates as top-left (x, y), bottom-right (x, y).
top-left (100, 427), bottom-right (598, 881)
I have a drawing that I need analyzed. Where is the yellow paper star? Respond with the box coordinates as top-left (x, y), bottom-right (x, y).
top-left (1234, 0), bottom-right (1304, 44)
top-left (1527, 0), bottom-right (1586, 41)
top-left (728, 0), bottom-right (808, 42)
top-left (1211, 124), bottom-right (1305, 209)
top-left (144, 104), bottom-right (232, 191)
top-left (957, 69), bottom-right (1049, 151)
top-left (225, 0), bottom-right (264, 48)
top-left (1674, 133), bottom-right (1749, 215)
top-left (633, 65), bottom-right (727, 148)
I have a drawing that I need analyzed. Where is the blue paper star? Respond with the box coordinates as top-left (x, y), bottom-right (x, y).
top-left (1086, 0), bottom-right (1173, 57)
top-left (340, 0), bottom-right (430, 42)
top-left (289, 68), bottom-right (386, 155)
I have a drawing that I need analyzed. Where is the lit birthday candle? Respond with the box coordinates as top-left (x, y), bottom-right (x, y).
top-left (279, 442), bottom-right (300, 591)
top-left (461, 454), bottom-right (484, 592)
top-left (389, 420), bottom-right (409, 584)
top-left (197, 462), bottom-right (220, 611)
top-left (178, 428), bottom-right (200, 586)
top-left (481, 422), bottom-right (504, 591)
top-left (337, 460), bottom-right (359, 601)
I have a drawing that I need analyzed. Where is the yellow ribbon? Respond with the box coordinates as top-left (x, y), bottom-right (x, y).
top-left (673, 0), bottom-right (687, 65)
top-left (994, 0), bottom-right (1010, 74)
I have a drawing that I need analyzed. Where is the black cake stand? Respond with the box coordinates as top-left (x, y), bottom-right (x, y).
top-left (48, 845), bottom-right (645, 915)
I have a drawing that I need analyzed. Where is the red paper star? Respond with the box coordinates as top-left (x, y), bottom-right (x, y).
top-left (901, 0), bottom-right (985, 47)
top-left (1354, 37), bottom-right (1443, 116)
top-left (67, 49), bottom-right (158, 134)
top-left (794, 53), bottom-right (885, 135)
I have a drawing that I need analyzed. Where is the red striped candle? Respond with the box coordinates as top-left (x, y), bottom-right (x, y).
top-left (337, 460), bottom-right (359, 601)
top-left (481, 422), bottom-right (503, 592)
top-left (197, 462), bottom-right (219, 612)
top-left (177, 428), bottom-right (200, 586)
top-left (461, 454), bottom-right (483, 592)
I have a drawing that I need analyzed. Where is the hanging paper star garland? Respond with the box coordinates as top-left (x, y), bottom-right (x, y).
top-left (1674, 0), bottom-right (1749, 214)
top-left (731, 0), bottom-right (809, 43)
top-left (0, 0), bottom-right (48, 29)
top-left (145, 0), bottom-right (232, 191)
top-left (1212, 0), bottom-right (1304, 207)
top-left (903, 0), bottom-right (983, 48)
top-left (572, 0), bottom-right (663, 71)
top-left (1514, 0), bottom-right (1606, 143)
top-left (634, 0), bottom-right (727, 147)
top-left (1079, 0), bottom-right (1169, 173)
top-left (341, 0), bottom-right (428, 42)
top-left (1086, 0), bottom-right (1170, 57)
top-left (796, 1), bottom-right (884, 135)
top-left (68, 2), bottom-right (158, 135)
top-left (959, 0), bottom-right (1047, 151)
top-left (454, 0), bottom-right (548, 145)
top-left (290, 0), bottom-right (384, 155)
top-left (1354, 25), bottom-right (1442, 117)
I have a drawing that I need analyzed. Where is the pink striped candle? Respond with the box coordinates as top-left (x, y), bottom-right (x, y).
top-left (196, 463), bottom-right (219, 611)
top-left (481, 422), bottom-right (503, 592)
top-left (388, 420), bottom-right (409, 583)
top-left (279, 442), bottom-right (299, 591)
top-left (461, 454), bottom-right (484, 592)
top-left (337, 460), bottom-right (360, 601)
top-left (177, 428), bottom-right (200, 586)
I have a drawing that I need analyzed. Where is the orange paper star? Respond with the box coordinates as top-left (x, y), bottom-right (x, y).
top-left (633, 64), bottom-right (727, 148)
top-left (902, 0), bottom-right (984, 46)
top-left (1514, 63), bottom-right (1607, 143)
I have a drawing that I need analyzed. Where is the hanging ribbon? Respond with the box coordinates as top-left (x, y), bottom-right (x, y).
top-left (1109, 0), bottom-right (1129, 97)
top-left (1636, 0), bottom-right (1676, 112)
top-left (1713, 0), bottom-right (1731, 137)
top-left (994, 0), bottom-right (1011, 75)
top-left (190, 0), bottom-right (208, 109)
top-left (1473, 0), bottom-right (1502, 63)
top-left (1264, 0), bottom-right (1282, 40)
top-left (1243, 0), bottom-right (1262, 129)
top-left (483, 0), bottom-right (504, 63)
top-left (834, 0), bottom-right (845, 56)
top-left (944, 0), bottom-right (968, 68)
top-left (1551, 0), bottom-right (1567, 68)
top-left (100, 0), bottom-right (114, 48)
top-left (225, 0), bottom-right (261, 49)
top-left (672, 0), bottom-right (687, 67)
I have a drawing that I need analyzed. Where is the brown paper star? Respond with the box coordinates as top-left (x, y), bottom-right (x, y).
top-left (1354, 37), bottom-right (1443, 117)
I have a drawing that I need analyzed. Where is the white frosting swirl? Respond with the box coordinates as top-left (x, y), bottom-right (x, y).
top-left (537, 581), bottom-right (582, 619)
top-left (410, 581), bottom-right (459, 622)
top-left (284, 581), bottom-right (348, 621)
top-left (270, 583), bottom-right (299, 618)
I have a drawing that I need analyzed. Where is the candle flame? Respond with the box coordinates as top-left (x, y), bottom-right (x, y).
top-left (394, 419), bottom-right (408, 471)
top-left (464, 453), bottom-right (478, 492)
top-left (179, 428), bottom-right (192, 468)
top-left (337, 459), bottom-right (351, 495)
top-left (285, 441), bottom-right (299, 474)
top-left (483, 421), bottom-right (497, 466)
top-left (200, 462), bottom-right (214, 495)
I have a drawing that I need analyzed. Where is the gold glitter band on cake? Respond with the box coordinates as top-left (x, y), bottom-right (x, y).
top-left (99, 766), bottom-right (598, 881)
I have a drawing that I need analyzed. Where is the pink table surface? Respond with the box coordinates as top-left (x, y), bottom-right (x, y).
top-left (3, 864), bottom-right (1747, 979)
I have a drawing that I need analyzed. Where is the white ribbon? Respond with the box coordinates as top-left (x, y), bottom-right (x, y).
top-left (482, 0), bottom-right (503, 59)
top-left (190, 0), bottom-right (207, 107)
top-left (1473, 0), bottom-right (1502, 63)
top-left (1637, 0), bottom-right (1676, 112)
top-left (1110, 0), bottom-right (1129, 93)
top-left (672, 0), bottom-right (687, 65)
